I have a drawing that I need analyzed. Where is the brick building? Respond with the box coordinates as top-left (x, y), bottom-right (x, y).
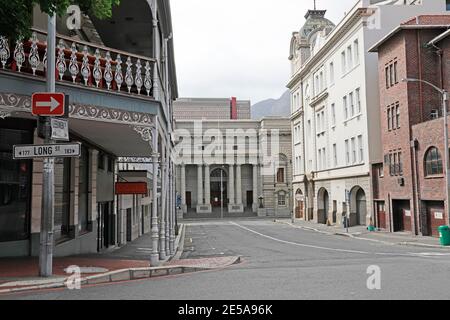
top-left (369, 15), bottom-right (450, 236)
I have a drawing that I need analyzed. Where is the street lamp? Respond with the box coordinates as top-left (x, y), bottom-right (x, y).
top-left (402, 78), bottom-right (450, 225)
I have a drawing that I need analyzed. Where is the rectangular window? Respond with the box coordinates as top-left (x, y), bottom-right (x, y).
top-left (349, 92), bottom-right (354, 117)
top-left (389, 64), bottom-right (394, 87)
top-left (351, 138), bottom-right (356, 164)
top-left (398, 152), bottom-right (403, 176)
top-left (330, 62), bottom-right (335, 84)
top-left (343, 96), bottom-right (348, 120)
top-left (318, 149), bottom-right (322, 170)
top-left (316, 113), bottom-right (321, 133)
top-left (347, 46), bottom-right (353, 69)
top-left (98, 153), bottom-right (105, 170)
top-left (333, 144), bottom-right (338, 167)
top-left (447, 0), bottom-right (450, 11)
top-left (345, 140), bottom-right (350, 165)
top-left (394, 61), bottom-right (398, 84)
top-left (54, 158), bottom-right (71, 241)
top-left (0, 127), bottom-right (33, 242)
top-left (356, 88), bottom-right (361, 114)
top-left (321, 110), bottom-right (325, 131)
top-left (354, 39), bottom-right (359, 64)
top-left (320, 71), bottom-right (324, 91)
top-left (358, 135), bottom-right (363, 163)
top-left (387, 106), bottom-right (392, 131)
top-left (278, 193), bottom-right (286, 206)
top-left (341, 51), bottom-right (346, 73)
top-left (385, 66), bottom-right (390, 89)
top-left (277, 168), bottom-right (285, 183)
top-left (322, 147), bottom-right (326, 169)
top-left (78, 146), bottom-right (90, 233)
top-left (395, 102), bottom-right (400, 129)
top-left (331, 103), bottom-right (336, 126)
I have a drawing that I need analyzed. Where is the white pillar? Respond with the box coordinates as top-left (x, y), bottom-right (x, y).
top-left (236, 165), bottom-right (242, 205)
top-left (181, 165), bottom-right (186, 208)
top-left (253, 164), bottom-right (258, 212)
top-left (205, 165), bottom-right (210, 206)
top-left (197, 165), bottom-right (203, 206)
top-left (229, 165), bottom-right (235, 205)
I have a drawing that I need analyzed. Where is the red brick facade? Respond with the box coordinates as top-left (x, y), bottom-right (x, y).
top-left (371, 15), bottom-right (450, 236)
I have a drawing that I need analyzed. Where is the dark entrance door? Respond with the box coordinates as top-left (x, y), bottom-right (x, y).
top-left (427, 202), bottom-right (445, 237)
top-left (126, 208), bottom-right (132, 242)
top-left (376, 201), bottom-right (386, 229)
top-left (211, 181), bottom-right (227, 207)
top-left (392, 200), bottom-right (411, 232)
top-left (98, 202), bottom-right (114, 251)
top-left (186, 192), bottom-right (192, 209)
top-left (247, 191), bottom-right (253, 209)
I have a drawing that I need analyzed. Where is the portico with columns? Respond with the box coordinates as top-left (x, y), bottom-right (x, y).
top-left (175, 117), bottom-right (292, 218)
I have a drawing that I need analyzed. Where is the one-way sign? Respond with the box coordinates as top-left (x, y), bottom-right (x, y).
top-left (13, 143), bottom-right (81, 159)
top-left (32, 93), bottom-right (65, 116)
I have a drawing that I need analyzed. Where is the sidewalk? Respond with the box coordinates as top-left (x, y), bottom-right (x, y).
top-left (277, 219), bottom-right (449, 249)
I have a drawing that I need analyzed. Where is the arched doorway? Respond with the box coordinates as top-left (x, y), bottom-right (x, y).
top-left (317, 188), bottom-right (329, 224)
top-left (350, 186), bottom-right (367, 226)
top-left (295, 189), bottom-right (304, 219)
top-left (210, 168), bottom-right (228, 208)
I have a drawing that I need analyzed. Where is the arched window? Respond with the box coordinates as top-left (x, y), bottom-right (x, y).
top-left (425, 147), bottom-right (443, 176)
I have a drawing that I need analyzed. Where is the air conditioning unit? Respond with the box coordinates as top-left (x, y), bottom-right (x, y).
top-left (431, 109), bottom-right (439, 120)
top-left (398, 178), bottom-right (405, 186)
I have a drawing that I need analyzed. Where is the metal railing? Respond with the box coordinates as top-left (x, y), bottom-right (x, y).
top-left (0, 28), bottom-right (156, 98)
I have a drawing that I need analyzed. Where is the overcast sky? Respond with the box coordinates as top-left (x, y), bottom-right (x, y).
top-left (171, 0), bottom-right (357, 104)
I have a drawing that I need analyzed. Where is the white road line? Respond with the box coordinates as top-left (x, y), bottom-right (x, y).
top-left (229, 222), bottom-right (442, 259)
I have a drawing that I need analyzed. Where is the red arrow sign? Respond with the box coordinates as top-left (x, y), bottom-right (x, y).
top-left (32, 93), bottom-right (65, 116)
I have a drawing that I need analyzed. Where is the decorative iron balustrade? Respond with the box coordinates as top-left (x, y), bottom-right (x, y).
top-left (0, 29), bottom-right (155, 98)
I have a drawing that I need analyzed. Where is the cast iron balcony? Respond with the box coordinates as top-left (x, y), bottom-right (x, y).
top-left (0, 29), bottom-right (156, 98)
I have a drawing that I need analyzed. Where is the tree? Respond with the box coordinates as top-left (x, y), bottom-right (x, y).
top-left (0, 0), bottom-right (120, 40)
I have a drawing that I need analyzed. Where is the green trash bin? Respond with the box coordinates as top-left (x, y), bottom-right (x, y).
top-left (438, 226), bottom-right (450, 246)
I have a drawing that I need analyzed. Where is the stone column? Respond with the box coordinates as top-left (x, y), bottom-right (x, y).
top-left (181, 165), bottom-right (186, 212)
top-left (253, 164), bottom-right (258, 212)
top-left (229, 165), bottom-right (235, 205)
top-left (150, 122), bottom-right (159, 266)
top-left (236, 165), bottom-right (242, 205)
top-left (204, 165), bottom-right (210, 206)
top-left (197, 165), bottom-right (203, 206)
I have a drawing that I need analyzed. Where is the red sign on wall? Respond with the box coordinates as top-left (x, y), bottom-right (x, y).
top-left (32, 93), bottom-right (65, 116)
top-left (115, 182), bottom-right (148, 195)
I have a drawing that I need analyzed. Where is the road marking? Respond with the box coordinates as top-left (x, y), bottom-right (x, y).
top-left (229, 222), bottom-right (445, 259)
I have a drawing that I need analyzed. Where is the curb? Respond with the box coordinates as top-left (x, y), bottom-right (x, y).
top-left (0, 255), bottom-right (241, 295)
top-left (277, 220), bottom-right (450, 249)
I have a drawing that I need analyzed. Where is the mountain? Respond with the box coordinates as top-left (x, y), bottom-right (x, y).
top-left (251, 90), bottom-right (291, 120)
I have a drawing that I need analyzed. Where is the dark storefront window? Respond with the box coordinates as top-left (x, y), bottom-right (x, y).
top-left (0, 128), bottom-right (32, 242)
top-left (79, 146), bottom-right (90, 233)
top-left (54, 158), bottom-right (71, 241)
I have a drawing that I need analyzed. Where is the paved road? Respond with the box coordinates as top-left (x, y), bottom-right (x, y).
top-left (5, 219), bottom-right (450, 300)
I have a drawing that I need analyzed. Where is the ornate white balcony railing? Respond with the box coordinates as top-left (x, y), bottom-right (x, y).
top-left (0, 29), bottom-right (156, 98)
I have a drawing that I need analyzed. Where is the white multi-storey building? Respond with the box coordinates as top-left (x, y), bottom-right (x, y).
top-left (288, 0), bottom-right (448, 226)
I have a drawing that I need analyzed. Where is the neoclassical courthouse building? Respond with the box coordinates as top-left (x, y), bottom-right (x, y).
top-left (173, 98), bottom-right (292, 218)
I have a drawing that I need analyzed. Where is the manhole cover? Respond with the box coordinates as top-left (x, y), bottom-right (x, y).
top-left (64, 267), bottom-right (109, 274)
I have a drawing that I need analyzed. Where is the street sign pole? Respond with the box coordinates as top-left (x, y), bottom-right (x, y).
top-left (39, 14), bottom-right (57, 277)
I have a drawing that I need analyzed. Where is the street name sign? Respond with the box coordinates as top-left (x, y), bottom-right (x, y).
top-left (13, 143), bottom-right (81, 159)
top-left (32, 93), bottom-right (65, 116)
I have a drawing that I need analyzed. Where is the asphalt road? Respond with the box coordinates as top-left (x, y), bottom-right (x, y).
top-left (5, 219), bottom-right (450, 300)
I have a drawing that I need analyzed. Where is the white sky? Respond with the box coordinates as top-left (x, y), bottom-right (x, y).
top-left (171, 0), bottom-right (357, 104)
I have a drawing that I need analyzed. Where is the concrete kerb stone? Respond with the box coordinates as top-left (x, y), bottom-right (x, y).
top-left (0, 255), bottom-right (242, 295)
top-left (277, 220), bottom-right (450, 249)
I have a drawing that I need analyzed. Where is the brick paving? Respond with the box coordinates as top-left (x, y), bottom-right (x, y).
top-left (165, 256), bottom-right (240, 269)
top-left (0, 256), bottom-right (150, 284)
